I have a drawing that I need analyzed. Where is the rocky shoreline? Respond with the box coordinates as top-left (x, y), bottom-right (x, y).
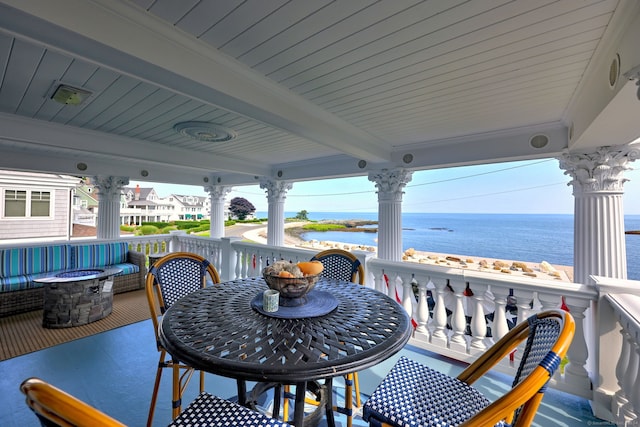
top-left (284, 220), bottom-right (574, 282)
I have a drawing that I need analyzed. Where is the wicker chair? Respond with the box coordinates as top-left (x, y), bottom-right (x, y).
top-left (311, 248), bottom-right (365, 285)
top-left (20, 377), bottom-right (290, 427)
top-left (145, 252), bottom-right (220, 426)
top-left (308, 249), bottom-right (365, 427)
top-left (363, 309), bottom-right (575, 427)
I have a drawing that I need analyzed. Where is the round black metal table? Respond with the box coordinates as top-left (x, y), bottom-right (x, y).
top-left (158, 277), bottom-right (412, 426)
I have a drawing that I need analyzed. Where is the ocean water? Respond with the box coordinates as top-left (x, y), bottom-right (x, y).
top-left (260, 212), bottom-right (640, 281)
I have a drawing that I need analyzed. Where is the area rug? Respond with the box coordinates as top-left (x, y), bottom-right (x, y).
top-left (0, 289), bottom-right (150, 361)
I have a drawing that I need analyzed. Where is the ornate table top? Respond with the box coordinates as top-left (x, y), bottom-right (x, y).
top-left (159, 277), bottom-right (412, 383)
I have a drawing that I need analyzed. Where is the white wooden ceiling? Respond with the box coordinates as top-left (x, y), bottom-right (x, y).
top-left (0, 0), bottom-right (639, 187)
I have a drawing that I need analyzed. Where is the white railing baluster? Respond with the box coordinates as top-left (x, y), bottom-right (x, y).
top-left (490, 286), bottom-right (510, 342)
top-left (563, 298), bottom-right (592, 391)
top-left (430, 277), bottom-right (449, 346)
top-left (414, 278), bottom-right (430, 341)
top-left (469, 282), bottom-right (488, 353)
top-left (613, 328), bottom-right (632, 419)
top-left (400, 273), bottom-right (414, 320)
top-left (448, 279), bottom-right (467, 352)
top-left (620, 334), bottom-right (640, 426)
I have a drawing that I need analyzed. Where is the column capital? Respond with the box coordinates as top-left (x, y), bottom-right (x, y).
top-left (368, 168), bottom-right (413, 202)
top-left (559, 145), bottom-right (639, 196)
top-left (92, 176), bottom-right (129, 199)
top-left (259, 178), bottom-right (293, 202)
top-left (204, 184), bottom-right (232, 201)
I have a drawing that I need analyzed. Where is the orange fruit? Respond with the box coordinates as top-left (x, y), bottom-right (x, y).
top-left (278, 271), bottom-right (294, 278)
top-left (297, 261), bottom-right (324, 275)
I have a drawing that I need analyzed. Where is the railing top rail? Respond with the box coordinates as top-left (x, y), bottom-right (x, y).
top-left (230, 240), bottom-right (317, 258)
top-left (464, 268), bottom-right (598, 298)
top-left (368, 256), bottom-right (598, 299)
top-left (591, 275), bottom-right (640, 296)
top-left (174, 234), bottom-right (222, 243)
top-left (604, 293), bottom-right (640, 334)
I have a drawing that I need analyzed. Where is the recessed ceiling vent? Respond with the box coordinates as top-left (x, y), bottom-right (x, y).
top-left (174, 121), bottom-right (237, 142)
top-left (51, 84), bottom-right (92, 106)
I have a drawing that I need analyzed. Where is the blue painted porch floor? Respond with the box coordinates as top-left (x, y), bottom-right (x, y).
top-left (0, 319), bottom-right (612, 427)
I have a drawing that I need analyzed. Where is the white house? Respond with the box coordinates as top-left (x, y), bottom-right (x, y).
top-left (164, 194), bottom-right (209, 221)
top-left (121, 185), bottom-right (176, 225)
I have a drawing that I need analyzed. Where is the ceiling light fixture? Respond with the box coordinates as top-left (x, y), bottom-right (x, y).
top-left (174, 121), bottom-right (237, 142)
top-left (51, 84), bottom-right (92, 105)
top-left (622, 64), bottom-right (640, 101)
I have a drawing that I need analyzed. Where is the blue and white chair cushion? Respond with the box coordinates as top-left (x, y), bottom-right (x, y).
top-left (169, 392), bottom-right (290, 427)
top-left (363, 356), bottom-right (506, 427)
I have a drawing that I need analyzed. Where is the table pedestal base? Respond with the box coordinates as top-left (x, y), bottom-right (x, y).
top-left (248, 381), bottom-right (328, 427)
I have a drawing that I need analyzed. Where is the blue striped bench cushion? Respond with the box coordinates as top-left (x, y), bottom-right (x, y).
top-left (0, 265), bottom-right (138, 292)
top-left (111, 262), bottom-right (138, 276)
top-left (0, 269), bottom-right (68, 292)
top-left (0, 245), bottom-right (72, 278)
top-left (0, 243), bottom-right (138, 293)
top-left (73, 242), bottom-right (129, 269)
top-left (0, 274), bottom-right (31, 292)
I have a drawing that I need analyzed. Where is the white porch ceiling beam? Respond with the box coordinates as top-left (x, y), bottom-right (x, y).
top-left (0, 114), bottom-right (271, 179)
top-left (393, 124), bottom-right (568, 170)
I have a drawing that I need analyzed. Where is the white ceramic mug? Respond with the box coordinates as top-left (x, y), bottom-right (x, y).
top-left (263, 289), bottom-right (280, 312)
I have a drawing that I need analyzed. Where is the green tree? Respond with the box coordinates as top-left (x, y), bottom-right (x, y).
top-left (295, 210), bottom-right (309, 220)
top-left (229, 197), bottom-right (256, 220)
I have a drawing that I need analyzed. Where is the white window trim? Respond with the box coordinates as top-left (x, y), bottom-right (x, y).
top-left (1, 187), bottom-right (54, 219)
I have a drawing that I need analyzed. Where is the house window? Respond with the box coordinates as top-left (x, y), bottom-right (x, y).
top-left (4, 189), bottom-right (51, 217)
top-left (5, 190), bottom-right (26, 216)
top-left (31, 191), bottom-right (50, 216)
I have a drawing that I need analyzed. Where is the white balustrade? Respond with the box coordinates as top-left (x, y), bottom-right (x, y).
top-left (594, 283), bottom-right (640, 426)
top-left (366, 257), bottom-right (599, 395)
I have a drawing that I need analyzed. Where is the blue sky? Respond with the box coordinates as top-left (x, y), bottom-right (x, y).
top-left (131, 157), bottom-right (640, 215)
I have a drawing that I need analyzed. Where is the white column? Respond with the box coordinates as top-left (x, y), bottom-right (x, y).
top-left (559, 144), bottom-right (639, 284)
top-left (204, 184), bottom-right (232, 239)
top-left (559, 145), bottom-right (639, 406)
top-left (259, 178), bottom-right (292, 247)
top-left (92, 176), bottom-right (129, 240)
top-left (368, 168), bottom-right (413, 261)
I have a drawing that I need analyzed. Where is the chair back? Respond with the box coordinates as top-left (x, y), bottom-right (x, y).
top-left (310, 249), bottom-right (364, 284)
top-left (20, 377), bottom-right (126, 427)
top-left (458, 309), bottom-right (575, 426)
top-left (146, 252), bottom-right (220, 347)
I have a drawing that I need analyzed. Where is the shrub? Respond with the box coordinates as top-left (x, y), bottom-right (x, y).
top-left (175, 221), bottom-right (201, 230)
top-left (160, 225), bottom-right (178, 234)
top-left (186, 224), bottom-right (211, 234)
top-left (139, 225), bottom-right (160, 235)
top-left (302, 223), bottom-right (346, 231)
top-left (235, 218), bottom-right (264, 224)
top-left (141, 221), bottom-right (170, 228)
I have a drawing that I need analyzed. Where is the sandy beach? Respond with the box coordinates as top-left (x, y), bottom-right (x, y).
top-left (236, 222), bottom-right (574, 282)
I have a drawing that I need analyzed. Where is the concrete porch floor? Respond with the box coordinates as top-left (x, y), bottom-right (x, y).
top-left (0, 319), bottom-right (610, 426)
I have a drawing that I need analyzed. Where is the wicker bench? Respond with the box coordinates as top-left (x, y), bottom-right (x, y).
top-left (0, 242), bottom-right (146, 317)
